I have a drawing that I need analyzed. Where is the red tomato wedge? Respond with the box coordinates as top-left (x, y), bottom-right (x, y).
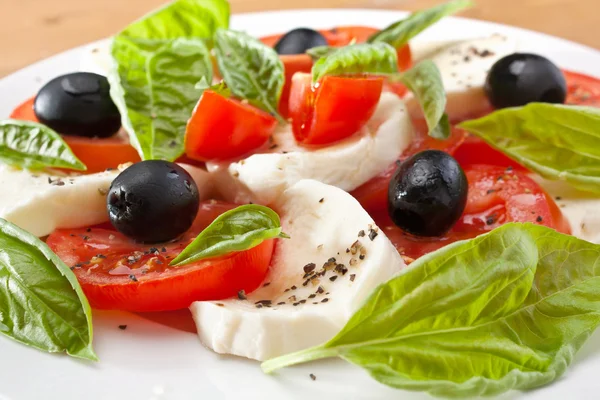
top-left (351, 120), bottom-right (467, 213)
top-left (185, 90), bottom-right (277, 161)
top-left (565, 69), bottom-right (600, 107)
top-left (377, 165), bottom-right (571, 260)
top-left (47, 202), bottom-right (275, 312)
top-left (260, 26), bottom-right (412, 116)
top-left (289, 73), bottom-right (384, 145)
top-left (10, 97), bottom-right (140, 173)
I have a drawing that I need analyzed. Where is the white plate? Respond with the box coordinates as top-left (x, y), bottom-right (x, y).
top-left (2, 9), bottom-right (600, 400)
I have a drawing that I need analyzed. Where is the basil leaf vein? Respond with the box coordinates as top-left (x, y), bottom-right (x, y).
top-left (459, 103), bottom-right (600, 193)
top-left (367, 0), bottom-right (474, 48)
top-left (213, 29), bottom-right (285, 122)
top-left (263, 223), bottom-right (600, 397)
top-left (170, 204), bottom-right (288, 266)
top-left (0, 120), bottom-right (86, 171)
top-left (0, 218), bottom-right (96, 360)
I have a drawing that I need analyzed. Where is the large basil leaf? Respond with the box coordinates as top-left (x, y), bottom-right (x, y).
top-left (367, 0), bottom-right (474, 48)
top-left (0, 120), bottom-right (86, 171)
top-left (311, 43), bottom-right (398, 83)
top-left (0, 218), bottom-right (96, 360)
top-left (108, 0), bottom-right (226, 161)
top-left (170, 204), bottom-right (288, 266)
top-left (397, 61), bottom-right (450, 139)
top-left (263, 223), bottom-right (600, 397)
top-left (213, 29), bottom-right (285, 121)
top-left (459, 103), bottom-right (600, 193)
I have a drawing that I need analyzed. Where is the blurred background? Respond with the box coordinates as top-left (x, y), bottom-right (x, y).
top-left (0, 0), bottom-right (596, 77)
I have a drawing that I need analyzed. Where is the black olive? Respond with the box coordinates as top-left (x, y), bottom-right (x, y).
top-left (34, 72), bottom-right (121, 138)
top-left (388, 150), bottom-right (468, 237)
top-left (274, 28), bottom-right (328, 55)
top-left (485, 53), bottom-right (567, 109)
top-left (107, 161), bottom-right (200, 243)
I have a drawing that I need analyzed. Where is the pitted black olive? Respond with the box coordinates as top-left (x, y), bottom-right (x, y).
top-left (485, 53), bottom-right (567, 109)
top-left (388, 150), bottom-right (468, 237)
top-left (274, 28), bottom-right (328, 55)
top-left (34, 72), bottom-right (121, 138)
top-left (107, 161), bottom-right (200, 243)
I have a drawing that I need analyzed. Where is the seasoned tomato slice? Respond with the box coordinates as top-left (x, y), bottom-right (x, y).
top-left (564, 69), bottom-right (600, 107)
top-left (10, 97), bottom-right (140, 173)
top-left (47, 201), bottom-right (275, 312)
top-left (377, 165), bottom-right (571, 260)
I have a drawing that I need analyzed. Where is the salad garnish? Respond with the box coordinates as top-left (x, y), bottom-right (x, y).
top-left (0, 120), bottom-right (86, 171)
top-left (459, 103), bottom-right (600, 193)
top-left (171, 204), bottom-right (289, 266)
top-left (263, 223), bottom-right (600, 397)
top-left (0, 218), bottom-right (96, 361)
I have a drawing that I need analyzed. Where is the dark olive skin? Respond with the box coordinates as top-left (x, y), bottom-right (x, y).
top-left (34, 72), bottom-right (121, 138)
top-left (485, 53), bottom-right (567, 109)
top-left (274, 28), bottom-right (328, 55)
top-left (388, 150), bottom-right (468, 237)
top-left (107, 161), bottom-right (200, 243)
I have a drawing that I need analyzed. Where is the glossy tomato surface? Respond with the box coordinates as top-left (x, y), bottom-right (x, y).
top-left (185, 90), bottom-right (277, 161)
top-left (564, 69), bottom-right (600, 107)
top-left (377, 165), bottom-right (570, 260)
top-left (10, 96), bottom-right (140, 173)
top-left (289, 73), bottom-right (383, 145)
top-left (47, 201), bottom-right (275, 312)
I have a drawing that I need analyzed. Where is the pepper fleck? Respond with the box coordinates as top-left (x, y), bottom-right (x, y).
top-left (536, 216), bottom-right (543, 223)
top-left (359, 254), bottom-right (365, 260)
top-left (321, 298), bottom-right (329, 303)
top-left (237, 290), bottom-right (247, 300)
top-left (358, 230), bottom-right (365, 237)
top-left (129, 274), bottom-right (138, 282)
top-left (329, 276), bottom-right (338, 282)
top-left (368, 229), bottom-right (378, 241)
top-left (350, 274), bottom-right (356, 282)
top-left (310, 374), bottom-right (317, 381)
top-left (319, 198), bottom-right (324, 203)
top-left (118, 325), bottom-right (127, 330)
top-left (262, 282), bottom-right (271, 287)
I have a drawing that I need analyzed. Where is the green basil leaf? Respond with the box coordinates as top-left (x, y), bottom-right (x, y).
top-left (306, 46), bottom-right (338, 60)
top-left (263, 223), bottom-right (600, 397)
top-left (213, 29), bottom-right (285, 122)
top-left (170, 204), bottom-right (288, 266)
top-left (0, 218), bottom-right (96, 360)
top-left (0, 120), bottom-right (86, 171)
top-left (311, 43), bottom-right (398, 83)
top-left (459, 103), bottom-right (600, 193)
top-left (108, 0), bottom-right (227, 161)
top-left (367, 0), bottom-right (474, 48)
top-left (397, 60), bottom-right (450, 139)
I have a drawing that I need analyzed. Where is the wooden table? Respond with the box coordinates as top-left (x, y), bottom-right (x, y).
top-left (1, 0), bottom-right (597, 77)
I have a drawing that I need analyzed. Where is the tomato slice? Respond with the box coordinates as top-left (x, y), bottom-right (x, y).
top-left (10, 97), bottom-right (140, 173)
top-left (351, 119), bottom-right (467, 213)
top-left (289, 73), bottom-right (383, 145)
top-left (565, 69), bottom-right (600, 107)
top-left (185, 90), bottom-right (277, 161)
top-left (377, 165), bottom-right (571, 260)
top-left (47, 201), bottom-right (275, 312)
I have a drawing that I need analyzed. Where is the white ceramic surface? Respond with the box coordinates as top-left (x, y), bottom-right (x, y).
top-left (1, 9), bottom-right (600, 400)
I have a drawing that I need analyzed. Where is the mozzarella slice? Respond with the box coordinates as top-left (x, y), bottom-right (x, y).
top-left (406, 35), bottom-right (517, 121)
top-left (0, 163), bottom-right (214, 237)
top-left (207, 92), bottom-right (414, 205)
top-left (190, 179), bottom-right (406, 361)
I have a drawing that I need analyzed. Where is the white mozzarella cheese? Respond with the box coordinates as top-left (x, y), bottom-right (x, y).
top-left (0, 163), bottom-right (214, 237)
top-left (79, 41), bottom-right (113, 76)
top-left (406, 35), bottom-right (518, 121)
top-left (207, 92), bottom-right (414, 205)
top-left (190, 179), bottom-right (406, 361)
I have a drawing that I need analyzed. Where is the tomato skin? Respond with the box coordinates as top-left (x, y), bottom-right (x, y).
top-left (289, 73), bottom-right (383, 145)
top-left (10, 97), bottom-right (140, 173)
top-left (47, 202), bottom-right (275, 312)
top-left (564, 69), bottom-right (600, 107)
top-left (185, 90), bottom-right (277, 161)
top-left (453, 134), bottom-right (526, 171)
top-left (378, 165), bottom-right (570, 260)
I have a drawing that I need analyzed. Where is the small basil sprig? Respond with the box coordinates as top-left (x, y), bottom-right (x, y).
top-left (306, 45), bottom-right (338, 60)
top-left (0, 218), bottom-right (96, 360)
top-left (459, 103), bottom-right (600, 193)
top-left (170, 204), bottom-right (289, 266)
top-left (367, 0), bottom-right (474, 48)
top-left (263, 223), bottom-right (600, 397)
top-left (0, 120), bottom-right (86, 171)
top-left (395, 61), bottom-right (450, 139)
top-left (213, 29), bottom-right (285, 122)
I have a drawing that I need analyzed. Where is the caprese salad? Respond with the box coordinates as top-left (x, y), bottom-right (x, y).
top-left (3, 0), bottom-right (600, 397)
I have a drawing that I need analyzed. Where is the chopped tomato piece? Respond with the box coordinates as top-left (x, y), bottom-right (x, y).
top-left (351, 120), bottom-right (467, 213)
top-left (47, 201), bottom-right (275, 312)
top-left (377, 165), bottom-right (570, 260)
top-left (289, 73), bottom-right (383, 145)
top-left (564, 69), bottom-right (600, 107)
top-left (10, 97), bottom-right (140, 173)
top-left (185, 90), bottom-right (277, 161)
top-left (277, 55), bottom-right (314, 117)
